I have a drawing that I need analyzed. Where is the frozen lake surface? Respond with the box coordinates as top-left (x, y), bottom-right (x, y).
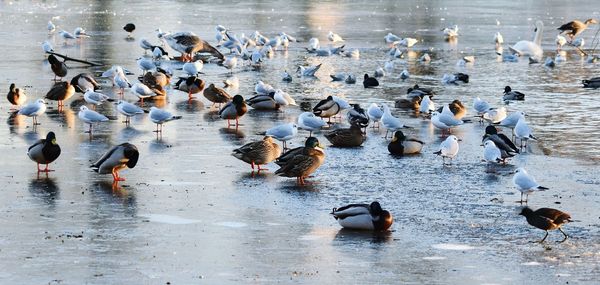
top-left (0, 0), bottom-right (599, 284)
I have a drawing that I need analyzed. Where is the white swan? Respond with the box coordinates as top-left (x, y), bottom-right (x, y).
top-left (510, 21), bottom-right (544, 61)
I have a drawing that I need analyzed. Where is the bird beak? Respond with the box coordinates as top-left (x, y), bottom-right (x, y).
top-left (51, 139), bottom-right (57, 145)
top-left (391, 137), bottom-right (398, 142)
top-left (457, 139), bottom-right (463, 142)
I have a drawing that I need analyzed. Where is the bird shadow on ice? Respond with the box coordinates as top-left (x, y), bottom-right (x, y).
top-left (175, 99), bottom-right (204, 113)
top-left (28, 176), bottom-right (60, 208)
top-left (219, 127), bottom-right (245, 141)
top-left (333, 228), bottom-right (393, 244)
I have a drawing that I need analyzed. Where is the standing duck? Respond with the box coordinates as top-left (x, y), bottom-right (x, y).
top-left (45, 81), bottom-right (75, 110)
top-left (161, 31), bottom-right (224, 62)
top-left (232, 136), bottom-right (282, 172)
top-left (519, 207), bottom-right (571, 243)
top-left (48, 54), bottom-right (67, 81)
top-left (203, 83), bottom-right (232, 108)
top-left (143, 68), bottom-right (171, 97)
top-left (363, 74), bottom-right (379, 88)
top-left (91, 143), bottom-right (139, 182)
top-left (312, 96), bottom-right (340, 123)
top-left (219, 95), bottom-right (247, 128)
top-left (7, 83), bottom-right (27, 109)
top-left (123, 23), bottom-right (136, 38)
top-left (27, 131), bottom-right (61, 172)
top-left (558, 19), bottom-right (598, 41)
top-left (331, 202), bottom-right (393, 231)
top-left (388, 131), bottom-right (424, 156)
top-left (175, 76), bottom-right (205, 100)
top-left (274, 137), bottom-right (325, 185)
top-left (324, 123), bottom-right (365, 147)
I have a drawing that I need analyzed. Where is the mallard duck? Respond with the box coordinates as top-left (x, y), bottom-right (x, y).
top-left (519, 207), bottom-right (571, 243)
top-left (324, 124), bottom-right (365, 147)
top-left (394, 96), bottom-right (420, 110)
top-left (363, 74), bottom-right (379, 88)
top-left (247, 94), bottom-right (280, 110)
top-left (503, 86), bottom-right (525, 101)
top-left (203, 83), bottom-right (231, 107)
top-left (275, 137), bottom-right (318, 166)
top-left (482, 126), bottom-right (519, 161)
top-left (582, 77), bottom-right (600, 88)
top-left (219, 95), bottom-right (247, 127)
top-left (161, 31), bottom-right (224, 62)
top-left (70, 73), bottom-right (99, 93)
top-left (27, 131), bottom-right (61, 172)
top-left (407, 84), bottom-right (435, 97)
top-left (312, 96), bottom-right (340, 123)
top-left (45, 81), bottom-right (75, 110)
top-left (48, 54), bottom-right (67, 81)
top-left (274, 137), bottom-right (325, 185)
top-left (388, 131), bottom-right (424, 155)
top-left (513, 168), bottom-right (548, 203)
top-left (91, 143), bottom-right (139, 182)
top-left (347, 104), bottom-right (369, 128)
top-left (175, 76), bottom-right (205, 100)
top-left (331, 201), bottom-right (393, 231)
top-left (18, 99), bottom-right (47, 125)
top-left (149, 107), bottom-right (182, 133)
top-left (558, 19), bottom-right (598, 41)
top-left (232, 136), bottom-right (282, 172)
top-left (7, 83), bottom-right (27, 109)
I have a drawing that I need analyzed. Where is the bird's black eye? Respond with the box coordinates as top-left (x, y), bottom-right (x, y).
top-left (534, 28), bottom-right (537, 32)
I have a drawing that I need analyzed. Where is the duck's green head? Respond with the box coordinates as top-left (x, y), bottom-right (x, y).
top-left (46, 131), bottom-right (57, 145)
top-left (232, 95), bottom-right (244, 104)
top-left (391, 131), bottom-right (405, 142)
top-left (305, 137), bottom-right (324, 150)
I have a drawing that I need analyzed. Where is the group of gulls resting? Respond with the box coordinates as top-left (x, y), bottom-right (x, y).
top-left (8, 16), bottom-right (596, 241)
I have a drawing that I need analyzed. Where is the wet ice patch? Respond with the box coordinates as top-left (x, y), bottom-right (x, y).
top-left (521, 261), bottom-right (541, 266)
top-left (215, 221), bottom-right (247, 228)
top-left (432, 243), bottom-right (475, 251)
top-left (140, 214), bottom-right (200, 224)
top-left (422, 256), bottom-right (446, 260)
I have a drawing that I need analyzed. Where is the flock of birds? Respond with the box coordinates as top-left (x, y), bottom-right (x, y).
top-left (6, 15), bottom-right (598, 241)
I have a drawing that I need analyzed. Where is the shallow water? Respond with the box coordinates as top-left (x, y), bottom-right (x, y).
top-left (1, 0), bottom-right (600, 284)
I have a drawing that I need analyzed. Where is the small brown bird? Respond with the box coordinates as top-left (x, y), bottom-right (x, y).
top-left (232, 136), bottom-right (282, 172)
top-left (558, 19), bottom-right (598, 41)
top-left (203, 83), bottom-right (231, 108)
top-left (436, 99), bottom-right (467, 120)
top-left (219, 95), bottom-right (247, 128)
top-left (324, 123), bottom-right (365, 147)
top-left (48, 54), bottom-right (67, 81)
top-left (7, 83), bottom-right (27, 109)
top-left (143, 69), bottom-right (171, 98)
top-left (519, 207), bottom-right (572, 243)
top-left (45, 81), bottom-right (75, 110)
